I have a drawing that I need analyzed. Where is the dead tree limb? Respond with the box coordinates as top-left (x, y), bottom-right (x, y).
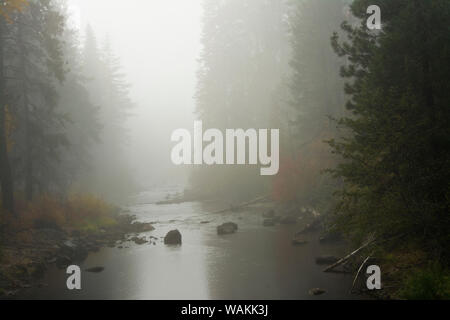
top-left (211, 195), bottom-right (270, 214)
top-left (323, 234), bottom-right (376, 272)
top-left (350, 252), bottom-right (373, 293)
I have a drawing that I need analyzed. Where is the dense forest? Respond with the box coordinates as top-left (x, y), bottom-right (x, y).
top-left (0, 0), bottom-right (135, 210)
top-left (0, 0), bottom-right (449, 300)
top-left (190, 0), bottom-right (349, 205)
top-left (189, 0), bottom-right (450, 299)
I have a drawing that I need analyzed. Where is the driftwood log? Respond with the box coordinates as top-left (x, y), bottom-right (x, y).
top-left (212, 195), bottom-right (270, 214)
top-left (323, 234), bottom-right (376, 273)
top-left (350, 253), bottom-right (373, 293)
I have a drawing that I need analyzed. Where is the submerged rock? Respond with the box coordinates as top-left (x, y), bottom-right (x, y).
top-left (85, 266), bottom-right (105, 273)
top-left (164, 230), bottom-right (182, 245)
top-left (217, 222), bottom-right (238, 235)
top-left (315, 256), bottom-right (339, 265)
top-left (263, 219), bottom-right (276, 227)
top-left (309, 288), bottom-right (327, 296)
top-left (131, 237), bottom-right (148, 245)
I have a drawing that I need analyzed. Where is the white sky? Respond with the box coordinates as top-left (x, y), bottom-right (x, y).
top-left (67, 0), bottom-right (203, 186)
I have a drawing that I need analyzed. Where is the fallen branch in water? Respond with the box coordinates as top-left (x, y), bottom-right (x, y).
top-left (350, 252), bottom-right (373, 293)
top-left (211, 195), bottom-right (270, 214)
top-left (323, 233), bottom-right (376, 273)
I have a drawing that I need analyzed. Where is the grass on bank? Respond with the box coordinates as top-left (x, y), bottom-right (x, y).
top-left (399, 263), bottom-right (450, 300)
top-left (0, 194), bottom-right (119, 235)
top-left (353, 237), bottom-right (450, 300)
top-left (0, 194), bottom-right (122, 291)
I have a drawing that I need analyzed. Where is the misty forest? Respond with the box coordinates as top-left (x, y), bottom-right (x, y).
top-left (0, 0), bottom-right (449, 300)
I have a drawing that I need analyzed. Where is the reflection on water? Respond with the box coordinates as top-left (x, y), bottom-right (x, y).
top-left (19, 187), bottom-right (358, 300)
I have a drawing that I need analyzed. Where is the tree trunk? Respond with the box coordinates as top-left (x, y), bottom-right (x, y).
top-left (0, 19), bottom-right (15, 213)
top-left (24, 100), bottom-right (32, 201)
top-left (18, 19), bottom-right (33, 201)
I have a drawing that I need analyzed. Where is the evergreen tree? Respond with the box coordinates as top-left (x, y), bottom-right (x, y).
top-left (330, 0), bottom-right (450, 260)
top-left (80, 27), bottom-right (135, 201)
top-left (280, 0), bottom-right (348, 207)
top-left (192, 0), bottom-right (290, 200)
top-left (0, 0), bottom-right (32, 212)
top-left (0, 5), bottom-right (15, 212)
top-left (12, 0), bottom-right (66, 200)
top-left (0, 1), bottom-right (136, 206)
top-left (54, 7), bottom-right (101, 193)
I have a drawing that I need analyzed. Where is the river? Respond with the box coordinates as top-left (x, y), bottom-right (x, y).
top-left (19, 186), bottom-right (358, 300)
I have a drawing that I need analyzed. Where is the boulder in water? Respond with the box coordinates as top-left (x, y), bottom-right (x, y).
top-left (217, 222), bottom-right (238, 235)
top-left (164, 229), bottom-right (182, 245)
top-left (309, 288), bottom-right (326, 296)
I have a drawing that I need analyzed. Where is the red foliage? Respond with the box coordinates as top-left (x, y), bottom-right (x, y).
top-left (272, 139), bottom-right (336, 202)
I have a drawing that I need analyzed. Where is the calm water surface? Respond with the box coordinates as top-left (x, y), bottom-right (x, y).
top-left (20, 186), bottom-right (358, 300)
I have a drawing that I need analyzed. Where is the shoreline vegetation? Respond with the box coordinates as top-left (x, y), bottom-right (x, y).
top-left (161, 191), bottom-right (450, 300)
top-left (0, 194), bottom-right (154, 298)
top-left (0, 191), bottom-right (448, 299)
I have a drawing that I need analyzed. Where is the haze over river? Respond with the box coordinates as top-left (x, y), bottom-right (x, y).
top-left (20, 186), bottom-right (357, 300)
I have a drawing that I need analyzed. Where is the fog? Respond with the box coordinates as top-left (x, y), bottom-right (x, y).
top-left (1, 0), bottom-right (448, 302)
top-left (69, 0), bottom-right (202, 187)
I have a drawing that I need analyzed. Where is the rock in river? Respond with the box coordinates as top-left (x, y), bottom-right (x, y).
top-left (131, 237), bottom-right (148, 245)
top-left (315, 255), bottom-right (339, 265)
top-left (85, 267), bottom-right (105, 273)
top-left (309, 288), bottom-right (327, 296)
top-left (217, 222), bottom-right (238, 235)
top-left (263, 219), bottom-right (276, 227)
top-left (164, 229), bottom-right (182, 245)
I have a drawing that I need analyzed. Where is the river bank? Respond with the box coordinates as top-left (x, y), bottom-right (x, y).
top-left (0, 213), bottom-right (154, 298)
top-left (9, 188), bottom-right (365, 300)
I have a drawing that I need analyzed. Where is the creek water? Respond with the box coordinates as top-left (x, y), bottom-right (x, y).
top-left (19, 186), bottom-right (358, 300)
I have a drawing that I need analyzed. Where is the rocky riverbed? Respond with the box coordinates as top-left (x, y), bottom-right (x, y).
top-left (0, 214), bottom-right (155, 298)
top-left (6, 188), bottom-right (367, 300)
